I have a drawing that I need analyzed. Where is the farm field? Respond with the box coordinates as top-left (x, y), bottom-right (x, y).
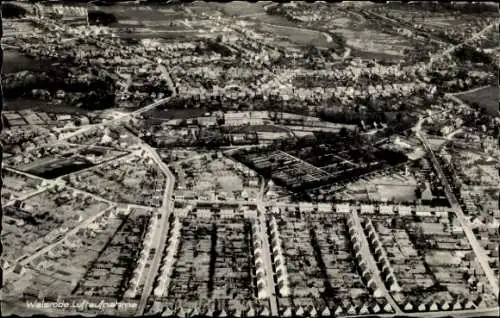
top-left (455, 86), bottom-right (499, 116)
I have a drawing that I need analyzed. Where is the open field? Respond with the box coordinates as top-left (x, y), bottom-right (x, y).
top-left (2, 50), bottom-right (49, 74)
top-left (455, 86), bottom-right (499, 116)
top-left (3, 98), bottom-right (92, 114)
top-left (144, 108), bottom-right (207, 121)
top-left (254, 23), bottom-right (334, 48)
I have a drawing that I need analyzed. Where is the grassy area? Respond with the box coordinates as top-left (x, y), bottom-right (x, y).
top-left (3, 98), bottom-right (92, 115)
top-left (99, 5), bottom-right (189, 21)
top-left (350, 48), bottom-right (404, 62)
top-left (2, 50), bottom-right (49, 73)
top-left (209, 1), bottom-right (270, 16)
top-left (455, 85), bottom-right (499, 116)
top-left (144, 108), bottom-right (206, 120)
top-left (255, 23), bottom-right (335, 48)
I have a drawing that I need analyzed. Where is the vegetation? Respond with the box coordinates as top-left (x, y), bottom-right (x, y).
top-left (2, 3), bottom-right (29, 18)
top-left (88, 10), bottom-right (117, 26)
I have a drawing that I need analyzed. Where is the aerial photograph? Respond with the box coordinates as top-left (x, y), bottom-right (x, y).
top-left (0, 0), bottom-right (498, 317)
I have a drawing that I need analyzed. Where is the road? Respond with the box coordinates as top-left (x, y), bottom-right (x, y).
top-left (350, 209), bottom-right (402, 314)
top-left (256, 203), bottom-right (279, 316)
top-left (417, 132), bottom-right (499, 298)
top-left (136, 142), bottom-right (176, 315)
top-left (252, 172), bottom-right (278, 315)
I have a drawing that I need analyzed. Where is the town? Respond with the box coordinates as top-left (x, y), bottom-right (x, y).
top-left (1, 1), bottom-right (499, 317)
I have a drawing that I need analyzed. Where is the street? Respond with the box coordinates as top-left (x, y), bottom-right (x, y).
top-left (350, 209), bottom-right (402, 314)
top-left (417, 132), bottom-right (499, 298)
top-left (136, 143), bottom-right (176, 315)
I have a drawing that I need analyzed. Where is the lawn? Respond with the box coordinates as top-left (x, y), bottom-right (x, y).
top-left (455, 85), bottom-right (499, 116)
top-left (376, 184), bottom-right (417, 202)
top-left (425, 251), bottom-right (462, 266)
top-left (2, 50), bottom-right (49, 74)
top-left (255, 23), bottom-right (335, 48)
top-left (3, 97), bottom-right (91, 114)
top-left (144, 108), bottom-right (206, 120)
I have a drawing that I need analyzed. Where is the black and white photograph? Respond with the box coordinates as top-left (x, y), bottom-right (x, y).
top-left (0, 0), bottom-right (499, 316)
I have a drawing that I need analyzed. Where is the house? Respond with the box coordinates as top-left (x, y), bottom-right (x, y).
top-left (334, 306), bottom-right (343, 315)
top-left (321, 307), bottom-right (330, 316)
top-left (380, 205), bottom-right (394, 214)
top-left (452, 300), bottom-right (463, 310)
top-left (404, 302), bottom-right (414, 311)
top-left (295, 306), bottom-right (304, 316)
top-left (361, 204), bottom-right (375, 214)
top-left (162, 308), bottom-right (173, 317)
top-left (317, 203), bottom-right (331, 213)
top-left (347, 305), bottom-right (357, 315)
top-left (441, 300), bottom-right (450, 310)
top-left (299, 202), bottom-right (314, 212)
top-left (336, 203), bottom-right (350, 213)
top-left (429, 302), bottom-right (438, 311)
top-left (309, 306), bottom-right (317, 316)
top-left (282, 307), bottom-right (292, 317)
top-left (359, 304), bottom-right (370, 314)
top-left (383, 303), bottom-right (393, 312)
top-left (398, 205), bottom-right (412, 215)
top-left (13, 264), bottom-right (26, 276)
top-left (259, 307), bottom-right (269, 316)
top-left (246, 307), bottom-right (255, 317)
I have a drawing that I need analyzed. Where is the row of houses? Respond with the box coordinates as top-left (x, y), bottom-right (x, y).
top-left (268, 202), bottom-right (452, 216)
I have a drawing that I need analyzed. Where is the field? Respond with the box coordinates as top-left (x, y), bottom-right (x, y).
top-left (2, 50), bottom-right (49, 74)
top-left (144, 108), bottom-right (207, 121)
top-left (3, 97), bottom-right (92, 114)
top-left (254, 23), bottom-right (335, 49)
top-left (173, 154), bottom-right (260, 201)
top-left (338, 171), bottom-right (419, 203)
top-left (97, 4), bottom-right (189, 22)
top-left (337, 29), bottom-right (411, 59)
top-left (455, 86), bottom-right (499, 116)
